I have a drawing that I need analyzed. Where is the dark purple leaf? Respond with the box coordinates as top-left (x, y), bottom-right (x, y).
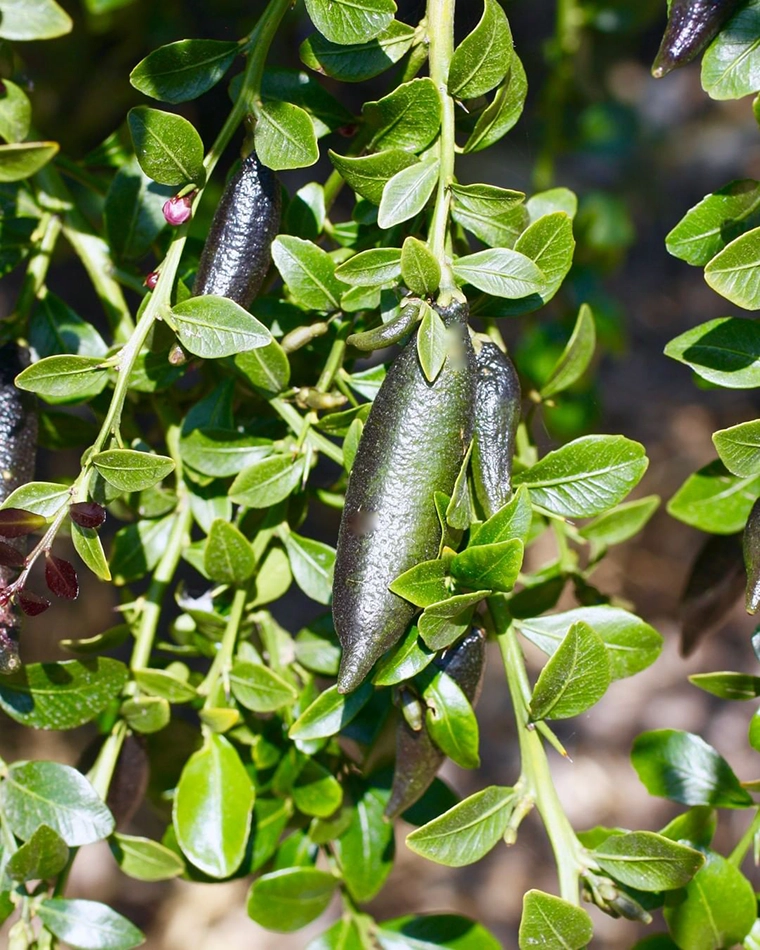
top-left (0, 509), bottom-right (46, 538)
top-left (69, 502), bottom-right (107, 530)
top-left (0, 542), bottom-right (25, 568)
top-left (45, 555), bottom-right (79, 601)
top-left (16, 589), bottom-right (51, 616)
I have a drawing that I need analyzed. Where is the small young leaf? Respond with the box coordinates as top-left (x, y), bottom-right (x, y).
top-left (529, 621), bottom-right (611, 721)
top-left (518, 890), bottom-right (593, 950)
top-left (37, 898), bottom-right (144, 950)
top-left (128, 106), bottom-right (205, 186)
top-left (0, 540), bottom-right (25, 567)
top-left (471, 484), bottom-right (533, 547)
top-left (17, 589), bottom-right (51, 616)
top-left (417, 303), bottom-right (448, 382)
top-left (109, 833), bottom-right (185, 882)
top-left (389, 559), bottom-right (451, 608)
top-left (0, 508), bottom-right (46, 537)
top-left (378, 157), bottom-right (439, 229)
top-left (229, 661), bottom-right (298, 713)
top-left (405, 786), bottom-right (514, 867)
top-left (401, 236), bottom-right (441, 296)
top-left (72, 522), bottom-right (112, 581)
top-left (45, 554), bottom-right (79, 600)
top-left (6, 824), bottom-right (69, 881)
top-left (204, 519), bottom-right (256, 585)
top-left (631, 729), bottom-right (753, 808)
top-left (289, 682), bottom-right (373, 740)
top-left (450, 538), bottom-right (523, 592)
top-left (69, 501), bottom-right (107, 529)
top-left (423, 669), bottom-right (480, 769)
top-left (540, 304), bottom-right (596, 398)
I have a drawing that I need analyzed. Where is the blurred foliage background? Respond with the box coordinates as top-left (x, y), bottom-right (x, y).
top-left (3, 0), bottom-right (760, 945)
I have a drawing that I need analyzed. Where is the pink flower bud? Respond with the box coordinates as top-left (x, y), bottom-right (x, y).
top-left (144, 270), bottom-right (159, 290)
top-left (163, 194), bottom-right (193, 226)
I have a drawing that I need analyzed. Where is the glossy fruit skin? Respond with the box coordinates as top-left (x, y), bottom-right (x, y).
top-left (743, 498), bottom-right (760, 614)
top-left (652, 0), bottom-right (742, 77)
top-left (0, 344), bottom-right (37, 673)
top-left (385, 629), bottom-right (486, 820)
top-left (472, 342), bottom-right (521, 519)
top-left (193, 150), bottom-right (281, 309)
top-left (333, 300), bottom-right (477, 693)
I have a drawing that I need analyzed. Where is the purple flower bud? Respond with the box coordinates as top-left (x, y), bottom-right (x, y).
top-left (144, 270), bottom-right (159, 290)
top-left (163, 194), bottom-right (193, 226)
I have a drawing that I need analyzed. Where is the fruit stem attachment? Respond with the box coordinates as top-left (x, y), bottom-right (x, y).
top-left (426, 0), bottom-right (458, 297)
top-left (490, 594), bottom-right (587, 904)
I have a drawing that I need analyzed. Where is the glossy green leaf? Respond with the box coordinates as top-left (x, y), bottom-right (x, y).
top-left (121, 696), bottom-right (170, 734)
top-left (130, 39), bottom-right (239, 103)
top-left (254, 100), bottom-right (319, 171)
top-left (514, 435), bottom-right (647, 518)
top-left (204, 519), bottom-right (256, 585)
top-left (450, 538), bottom-right (523, 592)
top-left (300, 21), bottom-right (415, 82)
top-left (666, 179), bottom-right (760, 266)
top-left (579, 496), bottom-right (660, 549)
top-left (289, 682), bottom-right (373, 740)
top-left (417, 303), bottom-right (448, 382)
top-left (6, 824), bottom-right (69, 881)
top-left (448, 0), bottom-right (512, 99)
top-left (372, 626), bottom-right (435, 685)
top-left (701, 0), bottom-right (760, 100)
top-left (664, 316), bottom-right (760, 388)
top-left (92, 449), bottom-right (174, 493)
top-left (667, 460), bottom-right (760, 534)
top-left (364, 78), bottom-right (441, 152)
top-left (517, 605), bottom-right (662, 680)
top-left (406, 786), bottom-right (514, 867)
top-left (180, 428), bottom-right (271, 478)
top-left (109, 833), bottom-right (185, 881)
top-left (304, 0), bottom-right (395, 46)
top-left (173, 733), bottom-right (255, 878)
top-left (171, 295), bottom-right (271, 358)
top-left (452, 247), bottom-right (545, 298)
top-left (378, 157), bottom-right (439, 229)
top-left (526, 188), bottom-right (578, 222)
top-left (689, 671), bottom-right (760, 700)
top-left (333, 775), bottom-right (394, 902)
top-left (282, 529), bottom-right (336, 605)
top-left (0, 141), bottom-right (59, 182)
top-left (72, 522), bottom-right (112, 581)
top-left (37, 898), bottom-right (144, 950)
top-left (335, 247), bottom-right (402, 286)
top-left (0, 80), bottom-right (31, 143)
top-left (247, 867), bottom-right (338, 932)
top-left (31, 293), bottom-right (108, 359)
top-left (423, 669), bottom-right (480, 769)
top-left (450, 182), bottom-right (527, 248)
top-left (463, 54), bottom-right (527, 153)
top-left (272, 235), bottom-right (344, 311)
top-left (379, 914), bottom-right (501, 950)
top-left (110, 514), bottom-right (175, 585)
top-left (518, 890), bottom-right (593, 950)
top-left (540, 304), bottom-right (596, 398)
top-left (249, 798), bottom-right (293, 873)
top-left (329, 147), bottom-right (418, 204)
top-left (471, 484), bottom-right (533, 547)
top-left (0, 0), bottom-right (72, 40)
top-left (229, 661), bottom-right (298, 713)
top-left (631, 729), bottom-right (753, 808)
top-left (133, 668), bottom-right (196, 703)
top-left (292, 760), bottom-right (343, 818)
top-left (529, 621), bottom-right (610, 721)
top-left (15, 354), bottom-right (108, 403)
top-left (496, 211), bottom-right (575, 314)
top-left (389, 559), bottom-right (451, 608)
top-left (713, 418), bottom-right (760, 476)
top-left (593, 831), bottom-right (703, 891)
top-left (704, 226), bottom-right (760, 308)
top-left (401, 237), bottom-right (441, 296)
top-left (0, 658), bottom-right (128, 729)
top-left (663, 850), bottom-right (756, 949)
top-left (418, 595), bottom-right (483, 651)
top-left (128, 106), bottom-right (204, 186)
top-left (229, 455), bottom-right (303, 508)
top-left (234, 340), bottom-right (290, 395)
top-left (1, 760), bottom-right (114, 845)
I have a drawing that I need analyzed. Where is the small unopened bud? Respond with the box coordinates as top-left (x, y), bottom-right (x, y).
top-left (144, 270), bottom-right (159, 290)
top-left (168, 343), bottom-right (188, 366)
top-left (163, 194), bottom-right (193, 226)
top-left (338, 124), bottom-right (357, 137)
top-left (281, 322), bottom-right (329, 353)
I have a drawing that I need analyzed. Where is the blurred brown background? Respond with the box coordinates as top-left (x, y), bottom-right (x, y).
top-left (2, 0), bottom-right (760, 946)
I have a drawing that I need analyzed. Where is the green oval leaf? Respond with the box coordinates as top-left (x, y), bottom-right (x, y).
top-left (665, 179), bottom-right (760, 266)
top-left (593, 831), bottom-right (704, 892)
top-left (15, 355), bottom-right (108, 403)
top-left (448, 0), bottom-right (512, 100)
top-left (171, 295), bottom-right (271, 358)
top-left (364, 77), bottom-right (441, 153)
top-left (378, 157), bottom-right (439, 229)
top-left (128, 106), bottom-right (205, 186)
top-left (713, 418), bottom-right (760, 476)
top-left (0, 0), bottom-right (72, 40)
top-left (109, 833), bottom-right (185, 882)
top-left (701, 0), bottom-right (760, 101)
top-left (300, 20), bottom-right (415, 82)
top-left (289, 682), bottom-right (373, 740)
top-left (246, 867), bottom-right (338, 932)
top-left (92, 449), bottom-right (175, 493)
top-left (204, 519), bottom-right (256, 585)
top-left (272, 235), bottom-right (345, 311)
top-left (518, 890), bottom-right (593, 950)
top-left (37, 898), bottom-right (144, 950)
top-left (333, 774), bottom-right (394, 902)
top-left (229, 661), bottom-right (298, 713)
top-left (304, 0), bottom-right (395, 46)
top-left (254, 100), bottom-right (319, 171)
top-left (704, 226), bottom-right (760, 308)
top-left (130, 39), bottom-right (239, 104)
top-left (229, 455), bottom-right (304, 509)
top-left (664, 316), bottom-right (760, 388)
top-left (667, 459), bottom-right (760, 534)
top-left (529, 621), bottom-right (610, 721)
top-left (423, 669), bottom-right (480, 769)
top-left (540, 303), bottom-right (596, 398)
top-left (452, 247), bottom-right (545, 298)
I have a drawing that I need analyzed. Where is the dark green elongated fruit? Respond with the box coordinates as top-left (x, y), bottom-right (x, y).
top-left (347, 303), bottom-right (420, 352)
top-left (679, 532), bottom-right (744, 656)
top-left (743, 498), bottom-right (760, 614)
top-left (333, 299), bottom-right (477, 693)
top-left (0, 344), bottom-right (37, 674)
top-left (193, 149), bottom-right (281, 309)
top-left (472, 341), bottom-right (521, 519)
top-left (652, 0), bottom-right (742, 78)
top-left (385, 629), bottom-right (486, 820)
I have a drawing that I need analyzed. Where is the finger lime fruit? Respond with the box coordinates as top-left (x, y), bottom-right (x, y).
top-left (193, 149), bottom-right (281, 309)
top-left (333, 299), bottom-right (477, 693)
top-left (743, 498), bottom-right (760, 615)
top-left (652, 0), bottom-right (742, 78)
top-left (385, 629), bottom-right (487, 819)
top-left (472, 341), bottom-right (521, 519)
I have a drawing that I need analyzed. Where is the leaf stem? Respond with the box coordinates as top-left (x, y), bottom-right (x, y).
top-left (728, 805), bottom-right (760, 867)
top-left (271, 397), bottom-right (344, 466)
top-left (426, 0), bottom-right (458, 297)
top-left (491, 594), bottom-right (587, 903)
top-left (199, 585), bottom-right (249, 703)
top-left (10, 213), bottom-right (62, 332)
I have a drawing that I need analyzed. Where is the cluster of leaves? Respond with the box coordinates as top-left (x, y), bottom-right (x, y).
top-left (0, 0), bottom-right (756, 949)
